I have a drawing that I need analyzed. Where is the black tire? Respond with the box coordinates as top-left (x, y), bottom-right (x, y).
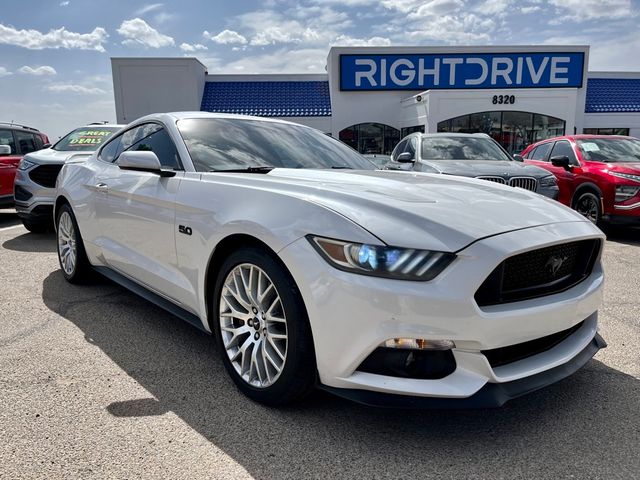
top-left (212, 246), bottom-right (316, 406)
top-left (55, 203), bottom-right (93, 284)
top-left (573, 191), bottom-right (602, 224)
top-left (22, 218), bottom-right (50, 233)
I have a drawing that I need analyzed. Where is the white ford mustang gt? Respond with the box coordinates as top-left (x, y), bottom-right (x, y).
top-left (54, 112), bottom-right (606, 407)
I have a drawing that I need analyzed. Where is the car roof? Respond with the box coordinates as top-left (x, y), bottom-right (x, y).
top-left (531, 134), bottom-right (634, 145)
top-left (137, 111), bottom-right (303, 127)
top-left (417, 132), bottom-right (491, 139)
top-left (75, 124), bottom-right (126, 129)
top-left (0, 122), bottom-right (43, 133)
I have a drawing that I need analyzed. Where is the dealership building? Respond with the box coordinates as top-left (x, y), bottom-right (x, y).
top-left (111, 45), bottom-right (640, 154)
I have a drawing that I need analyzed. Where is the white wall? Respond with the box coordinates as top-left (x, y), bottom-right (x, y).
top-left (112, 57), bottom-right (207, 123)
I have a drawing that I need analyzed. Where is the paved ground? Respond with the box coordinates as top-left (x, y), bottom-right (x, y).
top-left (0, 208), bottom-right (638, 479)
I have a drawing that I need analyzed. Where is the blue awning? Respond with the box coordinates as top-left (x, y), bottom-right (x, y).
top-left (200, 80), bottom-right (331, 117)
top-left (586, 78), bottom-right (640, 113)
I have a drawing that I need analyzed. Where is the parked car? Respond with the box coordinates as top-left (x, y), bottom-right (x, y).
top-left (522, 135), bottom-right (640, 225)
top-left (0, 122), bottom-right (50, 207)
top-left (55, 112), bottom-right (605, 408)
top-left (384, 133), bottom-right (559, 199)
top-left (362, 153), bottom-right (390, 169)
top-left (14, 123), bottom-right (124, 232)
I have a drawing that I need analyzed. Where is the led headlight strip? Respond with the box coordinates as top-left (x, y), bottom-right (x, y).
top-left (308, 236), bottom-right (455, 281)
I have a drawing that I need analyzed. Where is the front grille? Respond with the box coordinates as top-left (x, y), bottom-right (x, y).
top-left (509, 176), bottom-right (537, 192)
top-left (476, 176), bottom-right (537, 192)
top-left (475, 239), bottom-right (601, 306)
top-left (476, 176), bottom-right (507, 184)
top-left (482, 320), bottom-right (585, 368)
top-left (29, 164), bottom-right (63, 188)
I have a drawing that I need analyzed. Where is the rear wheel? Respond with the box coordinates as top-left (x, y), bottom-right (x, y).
top-left (56, 204), bottom-right (93, 284)
top-left (573, 191), bottom-right (601, 224)
top-left (213, 246), bottom-right (316, 405)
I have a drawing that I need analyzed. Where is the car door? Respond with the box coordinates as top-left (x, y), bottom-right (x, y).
top-left (94, 123), bottom-right (185, 299)
top-left (545, 140), bottom-right (581, 205)
top-left (0, 129), bottom-right (22, 196)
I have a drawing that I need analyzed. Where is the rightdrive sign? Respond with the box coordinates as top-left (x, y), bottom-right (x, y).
top-left (339, 52), bottom-right (585, 91)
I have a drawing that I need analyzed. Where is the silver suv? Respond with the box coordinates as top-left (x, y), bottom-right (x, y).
top-left (14, 123), bottom-right (123, 232)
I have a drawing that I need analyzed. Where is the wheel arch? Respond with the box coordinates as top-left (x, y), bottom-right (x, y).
top-left (203, 233), bottom-right (297, 333)
top-left (53, 195), bottom-right (71, 229)
top-left (571, 182), bottom-right (603, 208)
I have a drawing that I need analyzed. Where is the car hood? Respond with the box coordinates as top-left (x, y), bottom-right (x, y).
top-left (24, 148), bottom-right (93, 165)
top-left (220, 169), bottom-right (588, 252)
top-left (423, 160), bottom-right (550, 178)
top-left (605, 162), bottom-right (640, 175)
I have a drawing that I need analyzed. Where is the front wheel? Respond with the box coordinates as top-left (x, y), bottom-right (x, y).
top-left (56, 204), bottom-right (93, 284)
top-left (573, 192), bottom-right (602, 224)
top-left (213, 246), bottom-right (316, 405)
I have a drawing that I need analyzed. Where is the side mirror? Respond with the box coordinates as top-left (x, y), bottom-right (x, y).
top-left (0, 145), bottom-right (11, 155)
top-left (117, 151), bottom-right (175, 177)
top-left (513, 154), bottom-right (524, 162)
top-left (396, 152), bottom-right (415, 163)
top-left (42, 143), bottom-right (52, 149)
top-left (550, 155), bottom-right (571, 171)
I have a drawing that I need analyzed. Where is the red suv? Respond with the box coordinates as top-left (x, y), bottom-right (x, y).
top-left (522, 135), bottom-right (640, 225)
top-left (0, 123), bottom-right (50, 207)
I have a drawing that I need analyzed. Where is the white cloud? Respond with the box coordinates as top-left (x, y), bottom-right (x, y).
top-left (0, 67), bottom-right (12, 77)
top-left (214, 48), bottom-right (328, 73)
top-left (407, 0), bottom-right (464, 18)
top-left (331, 35), bottom-right (391, 46)
top-left (60, 1), bottom-right (70, 5)
top-left (179, 42), bottom-right (208, 52)
top-left (549, 0), bottom-right (636, 21)
top-left (135, 3), bottom-right (164, 15)
top-left (474, 0), bottom-right (512, 16)
top-left (117, 18), bottom-right (174, 48)
top-left (521, 5), bottom-right (541, 13)
top-left (47, 84), bottom-right (107, 95)
top-left (19, 65), bottom-right (57, 76)
top-left (204, 29), bottom-right (248, 45)
top-left (0, 24), bottom-right (107, 51)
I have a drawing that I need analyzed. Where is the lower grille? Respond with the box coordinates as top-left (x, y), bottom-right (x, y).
top-left (482, 320), bottom-right (585, 368)
top-left (29, 164), bottom-right (63, 188)
top-left (14, 185), bottom-right (32, 201)
top-left (509, 176), bottom-right (537, 192)
top-left (475, 239), bottom-right (601, 306)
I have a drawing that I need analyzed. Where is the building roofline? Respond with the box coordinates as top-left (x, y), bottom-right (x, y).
top-left (111, 57), bottom-right (208, 69)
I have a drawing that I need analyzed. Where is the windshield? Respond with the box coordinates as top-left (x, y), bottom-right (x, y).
top-left (176, 118), bottom-right (375, 171)
top-left (53, 127), bottom-right (120, 152)
top-left (576, 138), bottom-right (640, 163)
top-left (421, 136), bottom-right (512, 161)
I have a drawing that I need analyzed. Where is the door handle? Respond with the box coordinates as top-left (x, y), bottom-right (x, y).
top-left (95, 182), bottom-right (109, 192)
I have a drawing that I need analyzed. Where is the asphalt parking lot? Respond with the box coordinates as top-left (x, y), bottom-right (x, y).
top-left (0, 208), bottom-right (638, 479)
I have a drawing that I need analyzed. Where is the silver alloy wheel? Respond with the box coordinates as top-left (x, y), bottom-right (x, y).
top-left (57, 211), bottom-right (77, 276)
top-left (576, 194), bottom-right (599, 223)
top-left (219, 263), bottom-right (288, 388)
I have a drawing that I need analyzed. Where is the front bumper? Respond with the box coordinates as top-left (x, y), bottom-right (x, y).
top-left (13, 168), bottom-right (55, 220)
top-left (322, 333), bottom-right (606, 408)
top-left (278, 220), bottom-right (604, 402)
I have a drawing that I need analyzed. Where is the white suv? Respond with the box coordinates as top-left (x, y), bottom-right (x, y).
top-left (14, 123), bottom-right (123, 232)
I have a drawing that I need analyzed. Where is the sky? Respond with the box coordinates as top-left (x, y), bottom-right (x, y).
top-left (1, 0), bottom-right (639, 139)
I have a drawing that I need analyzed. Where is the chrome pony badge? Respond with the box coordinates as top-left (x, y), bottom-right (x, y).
top-left (545, 255), bottom-right (569, 276)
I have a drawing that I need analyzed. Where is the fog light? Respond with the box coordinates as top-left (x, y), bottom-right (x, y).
top-left (382, 338), bottom-right (455, 350)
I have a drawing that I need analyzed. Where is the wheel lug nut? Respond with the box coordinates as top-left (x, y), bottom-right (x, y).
top-left (252, 307), bottom-right (258, 314)
top-left (248, 319), bottom-right (253, 326)
top-left (254, 332), bottom-right (260, 340)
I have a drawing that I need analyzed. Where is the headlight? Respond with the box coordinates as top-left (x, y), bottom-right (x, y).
top-left (615, 185), bottom-right (640, 202)
top-left (610, 172), bottom-right (640, 183)
top-left (539, 175), bottom-right (557, 187)
top-left (18, 159), bottom-right (36, 171)
top-left (308, 236), bottom-right (455, 281)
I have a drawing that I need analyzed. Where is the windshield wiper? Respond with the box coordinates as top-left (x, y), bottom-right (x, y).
top-left (209, 166), bottom-right (274, 173)
top-left (330, 165), bottom-right (353, 169)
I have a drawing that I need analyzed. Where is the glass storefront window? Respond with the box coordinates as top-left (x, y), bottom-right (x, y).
top-left (437, 111), bottom-right (565, 154)
top-left (339, 123), bottom-right (400, 155)
top-left (583, 128), bottom-right (630, 136)
top-left (400, 125), bottom-right (425, 137)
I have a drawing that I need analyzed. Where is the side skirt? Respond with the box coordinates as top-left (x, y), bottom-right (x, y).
top-left (93, 266), bottom-right (209, 334)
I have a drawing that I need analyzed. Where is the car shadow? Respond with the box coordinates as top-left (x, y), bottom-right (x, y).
top-left (602, 225), bottom-right (640, 246)
top-left (3, 232), bottom-right (57, 253)
top-left (41, 271), bottom-right (639, 479)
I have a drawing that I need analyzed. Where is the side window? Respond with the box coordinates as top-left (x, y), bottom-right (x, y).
top-left (34, 134), bottom-right (44, 150)
top-left (525, 146), bottom-right (537, 159)
top-left (549, 140), bottom-right (578, 165)
top-left (126, 129), bottom-right (181, 169)
top-left (530, 142), bottom-right (552, 161)
top-left (392, 139), bottom-right (408, 160)
top-left (0, 129), bottom-right (16, 154)
top-left (404, 137), bottom-right (417, 158)
top-left (118, 123), bottom-right (162, 156)
top-left (14, 130), bottom-right (38, 154)
top-left (99, 136), bottom-right (122, 163)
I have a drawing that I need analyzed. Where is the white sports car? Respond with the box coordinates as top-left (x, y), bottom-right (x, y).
top-left (55, 112), bottom-right (606, 407)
